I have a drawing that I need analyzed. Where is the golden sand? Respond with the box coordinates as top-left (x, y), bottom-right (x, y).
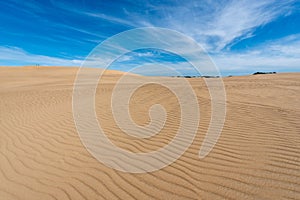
top-left (0, 67), bottom-right (299, 199)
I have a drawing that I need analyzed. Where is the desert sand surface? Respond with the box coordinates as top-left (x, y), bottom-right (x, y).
top-left (0, 66), bottom-right (299, 200)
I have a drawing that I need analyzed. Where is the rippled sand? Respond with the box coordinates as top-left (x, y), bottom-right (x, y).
top-left (0, 66), bottom-right (299, 199)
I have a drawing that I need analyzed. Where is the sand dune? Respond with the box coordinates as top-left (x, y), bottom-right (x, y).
top-left (0, 66), bottom-right (299, 199)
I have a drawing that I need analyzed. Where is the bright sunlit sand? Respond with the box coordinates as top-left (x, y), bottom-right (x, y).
top-left (0, 66), bottom-right (299, 199)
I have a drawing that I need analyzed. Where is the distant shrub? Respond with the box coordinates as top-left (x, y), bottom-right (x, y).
top-left (253, 72), bottom-right (276, 75)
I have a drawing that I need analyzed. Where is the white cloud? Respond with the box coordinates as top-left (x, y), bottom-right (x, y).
top-left (0, 46), bottom-right (82, 66)
top-left (44, 0), bottom-right (299, 53)
top-left (212, 34), bottom-right (300, 74)
top-left (83, 12), bottom-right (143, 28)
top-left (106, 32), bottom-right (300, 75)
top-left (203, 0), bottom-right (295, 51)
top-left (136, 0), bottom-right (296, 51)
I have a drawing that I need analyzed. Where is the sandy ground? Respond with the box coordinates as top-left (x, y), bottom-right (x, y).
top-left (0, 66), bottom-right (299, 200)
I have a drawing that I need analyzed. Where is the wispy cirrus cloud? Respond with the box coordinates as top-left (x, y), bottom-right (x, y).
top-left (212, 34), bottom-right (300, 74)
top-left (136, 0), bottom-right (297, 51)
top-left (200, 0), bottom-right (295, 51)
top-left (64, 0), bottom-right (298, 53)
top-left (0, 46), bottom-right (82, 66)
top-left (108, 33), bottom-right (300, 75)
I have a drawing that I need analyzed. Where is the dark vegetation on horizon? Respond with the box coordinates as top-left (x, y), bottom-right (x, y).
top-left (253, 71), bottom-right (276, 75)
top-left (172, 72), bottom-right (277, 78)
top-left (171, 75), bottom-right (220, 78)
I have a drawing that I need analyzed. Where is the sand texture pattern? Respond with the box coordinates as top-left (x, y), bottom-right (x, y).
top-left (0, 67), bottom-right (299, 199)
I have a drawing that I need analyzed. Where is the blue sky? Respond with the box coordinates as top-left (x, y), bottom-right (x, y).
top-left (0, 0), bottom-right (300, 75)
